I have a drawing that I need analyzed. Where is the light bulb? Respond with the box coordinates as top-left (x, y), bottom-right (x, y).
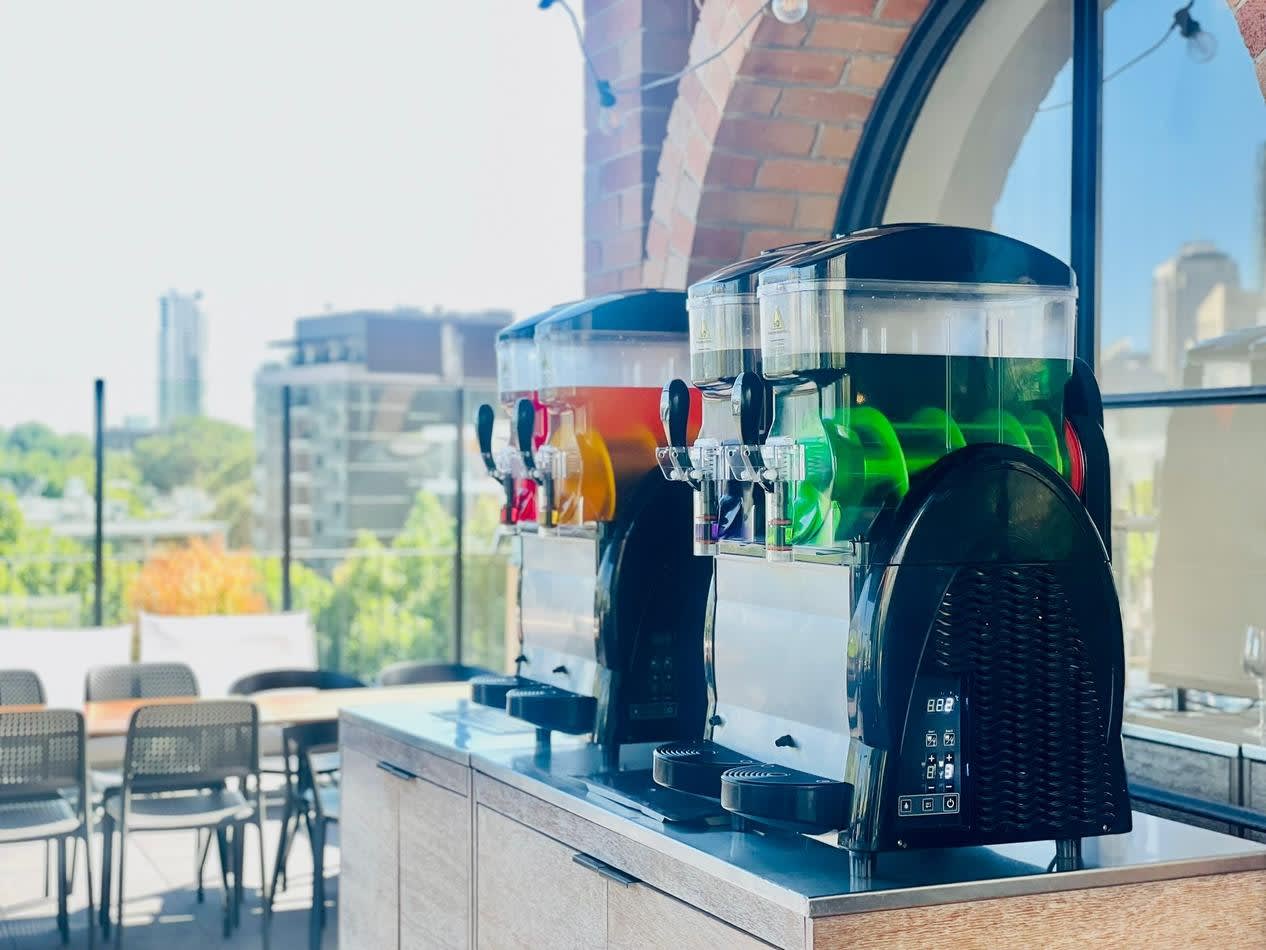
top-left (1185, 28), bottom-right (1217, 64)
top-left (770, 0), bottom-right (809, 25)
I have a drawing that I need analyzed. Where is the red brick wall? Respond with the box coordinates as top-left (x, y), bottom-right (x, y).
top-left (1230, 0), bottom-right (1266, 94)
top-left (583, 1), bottom-right (1266, 293)
top-left (583, 0), bottom-right (697, 294)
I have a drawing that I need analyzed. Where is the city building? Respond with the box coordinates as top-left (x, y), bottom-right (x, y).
top-left (252, 307), bottom-right (510, 557)
top-left (1195, 282), bottom-right (1265, 345)
top-left (157, 289), bottom-right (206, 426)
top-left (1150, 243), bottom-right (1240, 387)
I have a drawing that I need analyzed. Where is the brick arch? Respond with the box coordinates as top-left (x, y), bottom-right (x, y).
top-left (643, 0), bottom-right (929, 289)
top-left (637, 0), bottom-right (1266, 291)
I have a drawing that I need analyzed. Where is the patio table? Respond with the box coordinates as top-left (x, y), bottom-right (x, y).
top-left (81, 680), bottom-right (472, 738)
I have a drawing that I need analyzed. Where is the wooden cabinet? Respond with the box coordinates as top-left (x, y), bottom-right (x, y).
top-left (476, 805), bottom-right (606, 949)
top-left (607, 877), bottom-right (773, 950)
top-left (341, 725), bottom-right (473, 949)
top-left (340, 746), bottom-right (402, 950)
top-left (474, 803), bottom-right (772, 949)
top-left (401, 773), bottom-right (471, 949)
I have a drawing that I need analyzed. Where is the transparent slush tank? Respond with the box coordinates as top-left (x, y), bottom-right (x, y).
top-left (756, 277), bottom-right (1075, 545)
top-left (537, 324), bottom-right (699, 525)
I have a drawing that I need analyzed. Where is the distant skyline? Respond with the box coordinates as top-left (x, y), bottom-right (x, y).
top-left (0, 2), bottom-right (585, 432)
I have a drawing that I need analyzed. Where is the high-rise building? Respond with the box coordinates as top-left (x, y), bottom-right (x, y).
top-left (158, 290), bottom-right (206, 426)
top-left (252, 307), bottom-right (511, 557)
top-left (1150, 243), bottom-right (1239, 386)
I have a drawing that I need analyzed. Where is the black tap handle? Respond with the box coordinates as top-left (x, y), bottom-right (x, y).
top-left (660, 379), bottom-right (691, 448)
top-left (515, 397), bottom-right (537, 470)
top-left (476, 404), bottom-right (498, 475)
top-left (733, 372), bottom-right (766, 447)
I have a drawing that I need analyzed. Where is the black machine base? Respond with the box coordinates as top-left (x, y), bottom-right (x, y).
top-left (652, 740), bottom-right (760, 799)
top-left (505, 685), bottom-right (597, 736)
top-left (585, 769), bottom-right (726, 823)
top-left (470, 674), bottom-right (527, 710)
top-left (719, 764), bottom-right (853, 834)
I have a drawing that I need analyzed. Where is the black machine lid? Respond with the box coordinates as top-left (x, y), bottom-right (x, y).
top-left (759, 224), bottom-right (1076, 291)
top-left (689, 242), bottom-right (821, 300)
top-left (536, 289), bottom-right (689, 335)
top-left (497, 301), bottom-right (580, 343)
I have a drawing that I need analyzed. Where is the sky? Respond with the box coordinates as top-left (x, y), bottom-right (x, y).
top-left (996, 0), bottom-right (1266, 353)
top-left (0, 2), bottom-right (585, 432)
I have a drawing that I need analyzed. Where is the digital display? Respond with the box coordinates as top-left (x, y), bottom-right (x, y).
top-left (925, 695), bottom-right (956, 713)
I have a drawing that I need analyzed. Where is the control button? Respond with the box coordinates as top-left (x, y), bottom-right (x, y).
top-left (944, 795), bottom-right (958, 812)
top-left (945, 752), bottom-right (955, 763)
top-left (925, 731), bottom-right (938, 748)
top-left (899, 797), bottom-right (912, 814)
top-left (926, 753), bottom-right (937, 765)
top-left (921, 797), bottom-right (935, 813)
top-left (943, 730), bottom-right (956, 747)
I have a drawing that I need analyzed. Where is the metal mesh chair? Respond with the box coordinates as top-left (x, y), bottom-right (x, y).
top-left (269, 721), bottom-right (339, 950)
top-left (227, 669), bottom-right (365, 695)
top-left (0, 669), bottom-right (46, 706)
top-left (0, 709), bottom-right (94, 945)
top-left (376, 660), bottom-right (492, 687)
top-left (99, 701), bottom-right (269, 947)
top-left (228, 669), bottom-right (362, 897)
top-left (84, 662), bottom-right (199, 701)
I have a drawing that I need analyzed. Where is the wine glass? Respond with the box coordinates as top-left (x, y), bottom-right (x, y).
top-left (1244, 626), bottom-right (1266, 740)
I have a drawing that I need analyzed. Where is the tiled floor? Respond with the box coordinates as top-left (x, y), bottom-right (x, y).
top-left (0, 805), bottom-right (337, 949)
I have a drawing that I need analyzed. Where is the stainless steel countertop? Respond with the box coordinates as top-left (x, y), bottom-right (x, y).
top-left (344, 701), bottom-right (1266, 918)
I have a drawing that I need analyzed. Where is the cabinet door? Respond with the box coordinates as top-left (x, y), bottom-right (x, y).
top-left (607, 878), bottom-right (774, 950)
top-left (475, 805), bottom-right (606, 950)
top-left (340, 746), bottom-right (402, 950)
top-left (400, 774), bottom-right (471, 949)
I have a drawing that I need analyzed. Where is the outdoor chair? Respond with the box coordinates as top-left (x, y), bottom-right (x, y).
top-left (376, 660), bottom-right (492, 687)
top-left (84, 662), bottom-right (199, 702)
top-left (0, 668), bottom-right (46, 706)
top-left (0, 709), bottom-right (95, 945)
top-left (99, 700), bottom-right (269, 947)
top-left (270, 720), bottom-right (339, 950)
top-left (228, 668), bottom-right (363, 893)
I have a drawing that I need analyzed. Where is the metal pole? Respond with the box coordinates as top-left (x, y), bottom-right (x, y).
top-left (453, 387), bottom-right (465, 665)
top-left (281, 385), bottom-right (293, 612)
top-left (93, 379), bottom-right (105, 626)
top-left (1071, 0), bottom-right (1103, 370)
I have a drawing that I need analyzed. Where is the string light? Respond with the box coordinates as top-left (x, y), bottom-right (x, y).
top-left (541, 0), bottom-right (782, 125)
top-left (1038, 1), bottom-right (1217, 113)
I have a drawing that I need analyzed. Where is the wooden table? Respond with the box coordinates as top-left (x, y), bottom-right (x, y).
top-left (81, 681), bottom-right (472, 738)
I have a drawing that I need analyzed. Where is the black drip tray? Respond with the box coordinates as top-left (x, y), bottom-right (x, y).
top-left (505, 685), bottom-right (596, 735)
top-left (720, 764), bottom-right (852, 834)
top-left (470, 674), bottom-right (525, 710)
top-left (585, 769), bottom-right (726, 823)
top-left (652, 740), bottom-right (761, 799)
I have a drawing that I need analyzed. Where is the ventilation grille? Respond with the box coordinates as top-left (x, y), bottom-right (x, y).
top-left (931, 566), bottom-right (1119, 836)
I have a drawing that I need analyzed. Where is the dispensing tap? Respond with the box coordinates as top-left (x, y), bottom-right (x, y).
top-left (476, 403), bottom-right (516, 527)
top-left (657, 378), bottom-right (720, 555)
top-left (728, 372), bottom-right (798, 562)
top-left (517, 397), bottom-right (555, 529)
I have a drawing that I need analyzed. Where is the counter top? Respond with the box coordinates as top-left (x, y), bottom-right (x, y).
top-left (343, 699), bottom-right (1266, 919)
top-left (1125, 706), bottom-right (1264, 755)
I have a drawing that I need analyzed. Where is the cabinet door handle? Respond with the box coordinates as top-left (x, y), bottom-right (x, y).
top-left (376, 760), bottom-right (417, 782)
top-left (571, 852), bottom-right (639, 887)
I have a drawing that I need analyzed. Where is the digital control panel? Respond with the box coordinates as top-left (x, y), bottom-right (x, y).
top-left (897, 674), bottom-right (963, 822)
top-left (628, 630), bottom-right (679, 722)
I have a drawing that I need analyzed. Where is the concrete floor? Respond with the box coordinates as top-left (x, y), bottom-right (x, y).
top-left (0, 805), bottom-right (337, 949)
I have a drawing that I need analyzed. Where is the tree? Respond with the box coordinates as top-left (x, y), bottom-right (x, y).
top-left (129, 537), bottom-right (267, 616)
top-left (133, 417), bottom-right (254, 541)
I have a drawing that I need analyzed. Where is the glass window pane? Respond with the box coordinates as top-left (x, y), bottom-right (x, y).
top-left (1099, 0), bottom-right (1266, 393)
top-left (884, 0), bottom-right (1072, 262)
top-left (1108, 401), bottom-right (1266, 701)
top-left (462, 385), bottom-right (511, 674)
